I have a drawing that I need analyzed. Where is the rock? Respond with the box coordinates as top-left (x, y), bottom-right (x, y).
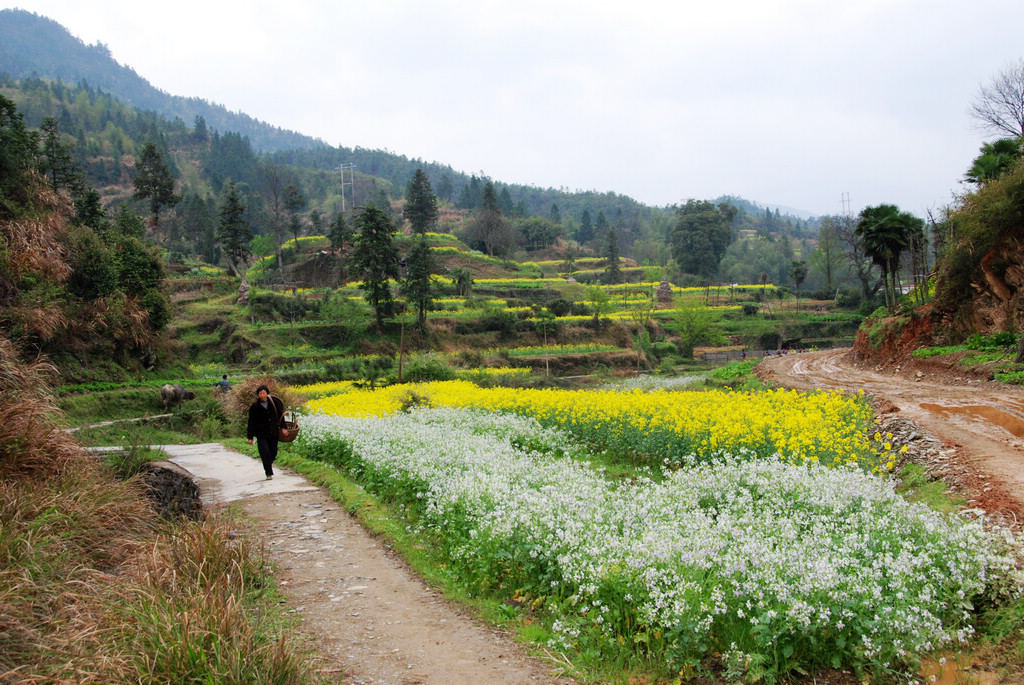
top-left (142, 460), bottom-right (202, 519)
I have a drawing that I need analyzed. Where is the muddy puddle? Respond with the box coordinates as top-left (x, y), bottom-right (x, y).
top-left (920, 402), bottom-right (1024, 440)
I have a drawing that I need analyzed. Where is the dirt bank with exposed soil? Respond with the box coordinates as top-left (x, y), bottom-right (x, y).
top-left (758, 347), bottom-right (1024, 525)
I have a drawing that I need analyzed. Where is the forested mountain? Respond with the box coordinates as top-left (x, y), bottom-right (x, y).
top-left (0, 9), bottom-right (321, 153)
top-left (0, 7), bottom-right (843, 296)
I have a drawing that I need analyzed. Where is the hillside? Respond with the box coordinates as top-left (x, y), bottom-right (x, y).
top-left (0, 8), bottom-right (821, 247)
top-left (0, 9), bottom-right (323, 153)
top-left (0, 8), bottom-right (883, 384)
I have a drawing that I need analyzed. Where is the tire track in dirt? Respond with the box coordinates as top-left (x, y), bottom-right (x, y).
top-left (758, 348), bottom-right (1024, 520)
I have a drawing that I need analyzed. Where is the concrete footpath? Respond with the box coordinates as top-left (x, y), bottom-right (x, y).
top-left (155, 443), bottom-right (317, 506)
top-left (150, 442), bottom-right (577, 684)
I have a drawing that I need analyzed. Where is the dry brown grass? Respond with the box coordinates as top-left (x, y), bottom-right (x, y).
top-left (0, 336), bottom-right (326, 683)
top-left (0, 342), bottom-right (157, 679)
top-left (221, 374), bottom-right (302, 426)
top-left (1, 184), bottom-right (71, 285)
top-left (0, 181), bottom-right (73, 342)
top-left (0, 336), bottom-right (83, 480)
top-left (97, 517), bottom-right (311, 683)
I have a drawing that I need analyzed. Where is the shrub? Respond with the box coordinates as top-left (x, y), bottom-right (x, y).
top-left (967, 331), bottom-right (1019, 350)
top-left (480, 308), bottom-right (518, 335)
top-left (400, 353), bottom-right (456, 383)
top-left (651, 341), bottom-right (677, 359)
top-left (547, 298), bottom-right (573, 317)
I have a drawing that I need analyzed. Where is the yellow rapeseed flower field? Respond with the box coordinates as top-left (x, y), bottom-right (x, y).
top-left (306, 380), bottom-right (878, 468)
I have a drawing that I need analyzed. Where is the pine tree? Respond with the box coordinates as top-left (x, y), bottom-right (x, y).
top-left (602, 228), bottom-right (622, 284)
top-left (578, 209), bottom-right (593, 243)
top-left (39, 117), bottom-right (82, 193)
top-left (132, 141), bottom-right (178, 227)
top-left (400, 235), bottom-right (436, 333)
top-left (351, 205), bottom-right (399, 328)
top-left (216, 180), bottom-right (252, 277)
top-left (404, 169), bottom-right (438, 235)
top-left (0, 95), bottom-right (38, 220)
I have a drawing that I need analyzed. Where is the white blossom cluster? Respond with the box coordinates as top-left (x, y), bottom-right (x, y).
top-left (299, 408), bottom-right (1020, 676)
top-left (599, 374), bottom-right (705, 391)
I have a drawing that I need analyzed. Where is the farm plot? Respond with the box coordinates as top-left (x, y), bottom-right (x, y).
top-left (298, 383), bottom-right (1019, 682)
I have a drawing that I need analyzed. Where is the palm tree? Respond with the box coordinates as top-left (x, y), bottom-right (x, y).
top-left (855, 205), bottom-right (922, 314)
top-left (965, 138), bottom-right (1022, 185)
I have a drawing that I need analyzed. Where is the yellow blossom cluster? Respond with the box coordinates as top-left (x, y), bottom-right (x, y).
top-left (287, 379), bottom-right (360, 398)
top-left (307, 380), bottom-right (878, 467)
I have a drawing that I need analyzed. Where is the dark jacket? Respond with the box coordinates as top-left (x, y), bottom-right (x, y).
top-left (247, 395), bottom-right (284, 440)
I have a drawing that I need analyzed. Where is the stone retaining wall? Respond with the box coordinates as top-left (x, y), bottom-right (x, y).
top-left (143, 460), bottom-right (202, 519)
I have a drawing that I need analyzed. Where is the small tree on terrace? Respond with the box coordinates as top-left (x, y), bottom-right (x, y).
top-left (400, 235), bottom-right (436, 334)
top-left (463, 181), bottom-right (514, 256)
top-left (283, 182), bottom-right (306, 246)
top-left (328, 211), bottom-right (353, 284)
top-left (810, 219), bottom-right (845, 294)
top-left (351, 205), bottom-right (399, 329)
top-left (450, 267), bottom-right (473, 297)
top-left (629, 290), bottom-right (655, 371)
top-left (788, 260), bottom-right (808, 295)
top-left (259, 162), bottom-right (290, 269)
top-left (675, 305), bottom-right (724, 359)
top-left (586, 285), bottom-right (613, 329)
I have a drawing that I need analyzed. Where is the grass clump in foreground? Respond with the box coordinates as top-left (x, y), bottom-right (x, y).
top-left (0, 336), bottom-right (334, 684)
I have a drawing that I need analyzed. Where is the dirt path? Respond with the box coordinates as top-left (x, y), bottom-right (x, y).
top-left (160, 444), bottom-right (578, 685)
top-left (758, 348), bottom-right (1024, 521)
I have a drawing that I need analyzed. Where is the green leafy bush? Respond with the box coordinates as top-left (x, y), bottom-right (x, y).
top-left (400, 353), bottom-right (456, 383)
top-left (967, 331), bottom-right (1019, 350)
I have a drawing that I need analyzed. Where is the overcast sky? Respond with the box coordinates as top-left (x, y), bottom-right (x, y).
top-left (7, 0), bottom-right (1024, 218)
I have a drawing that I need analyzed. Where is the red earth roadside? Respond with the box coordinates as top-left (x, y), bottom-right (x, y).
top-left (757, 347), bottom-right (1024, 526)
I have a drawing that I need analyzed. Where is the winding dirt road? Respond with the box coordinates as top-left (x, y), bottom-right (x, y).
top-left (759, 348), bottom-right (1024, 520)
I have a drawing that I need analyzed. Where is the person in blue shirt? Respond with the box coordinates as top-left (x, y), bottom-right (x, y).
top-left (214, 375), bottom-right (231, 393)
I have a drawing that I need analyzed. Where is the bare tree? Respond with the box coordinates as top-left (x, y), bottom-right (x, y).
top-left (831, 214), bottom-right (879, 302)
top-left (258, 162), bottom-right (290, 271)
top-left (970, 59), bottom-right (1024, 138)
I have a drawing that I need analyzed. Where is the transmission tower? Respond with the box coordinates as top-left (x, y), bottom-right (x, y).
top-left (339, 163), bottom-right (355, 213)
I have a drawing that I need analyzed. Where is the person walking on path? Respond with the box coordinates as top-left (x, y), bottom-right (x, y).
top-left (247, 384), bottom-right (284, 479)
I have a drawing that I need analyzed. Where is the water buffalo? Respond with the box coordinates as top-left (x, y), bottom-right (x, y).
top-left (160, 383), bottom-right (196, 411)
